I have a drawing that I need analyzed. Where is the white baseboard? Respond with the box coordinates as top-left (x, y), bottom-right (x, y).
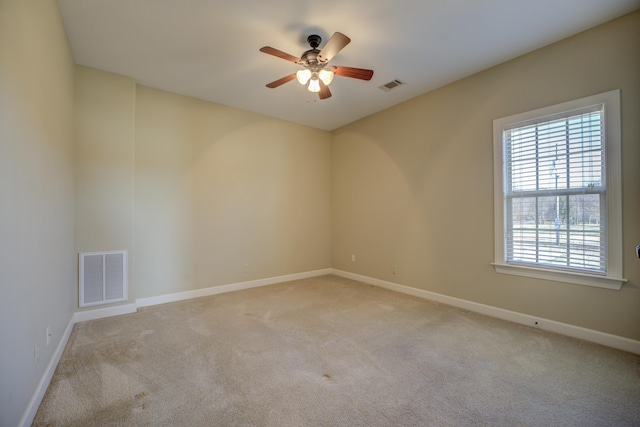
top-left (136, 268), bottom-right (332, 308)
top-left (19, 315), bottom-right (75, 427)
top-left (74, 303), bottom-right (138, 323)
top-left (71, 269), bottom-right (332, 320)
top-left (332, 269), bottom-right (640, 356)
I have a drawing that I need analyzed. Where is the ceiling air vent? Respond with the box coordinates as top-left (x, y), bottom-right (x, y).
top-left (379, 79), bottom-right (405, 92)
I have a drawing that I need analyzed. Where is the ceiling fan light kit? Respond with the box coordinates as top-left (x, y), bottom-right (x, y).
top-left (308, 77), bottom-right (321, 93)
top-left (318, 69), bottom-right (334, 85)
top-left (260, 32), bottom-right (374, 100)
top-left (296, 69), bottom-right (334, 90)
top-left (296, 69), bottom-right (312, 85)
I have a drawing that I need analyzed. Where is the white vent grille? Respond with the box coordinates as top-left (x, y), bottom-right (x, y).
top-left (379, 79), bottom-right (405, 92)
top-left (79, 251), bottom-right (128, 307)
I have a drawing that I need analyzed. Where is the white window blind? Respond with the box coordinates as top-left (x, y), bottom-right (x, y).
top-left (504, 107), bottom-right (605, 274)
top-left (493, 90), bottom-right (624, 290)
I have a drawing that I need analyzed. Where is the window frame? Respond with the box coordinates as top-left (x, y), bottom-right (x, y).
top-left (493, 90), bottom-right (625, 290)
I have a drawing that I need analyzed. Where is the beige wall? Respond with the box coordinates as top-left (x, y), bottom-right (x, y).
top-left (0, 0), bottom-right (76, 425)
top-left (2, 3), bottom-right (638, 424)
top-left (134, 86), bottom-right (331, 298)
top-left (72, 75), bottom-right (332, 301)
top-left (331, 11), bottom-right (640, 340)
top-left (75, 66), bottom-right (136, 303)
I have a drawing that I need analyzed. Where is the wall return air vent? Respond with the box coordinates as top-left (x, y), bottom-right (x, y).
top-left (79, 250), bottom-right (128, 307)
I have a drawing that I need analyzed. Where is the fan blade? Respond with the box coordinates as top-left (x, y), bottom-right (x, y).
top-left (259, 46), bottom-right (302, 64)
top-left (317, 32), bottom-right (350, 63)
top-left (333, 66), bottom-right (374, 81)
top-left (318, 80), bottom-right (332, 100)
top-left (266, 74), bottom-right (297, 88)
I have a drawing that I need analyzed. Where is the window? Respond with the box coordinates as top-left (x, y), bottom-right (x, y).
top-left (493, 90), bottom-right (624, 290)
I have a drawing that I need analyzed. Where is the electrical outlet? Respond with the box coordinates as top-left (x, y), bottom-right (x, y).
top-left (34, 343), bottom-right (40, 366)
top-left (351, 254), bottom-right (356, 262)
top-left (243, 263), bottom-right (249, 273)
top-left (392, 264), bottom-right (397, 274)
top-left (46, 326), bottom-right (51, 346)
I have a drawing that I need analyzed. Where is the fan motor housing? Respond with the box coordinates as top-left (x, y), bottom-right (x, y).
top-left (301, 35), bottom-right (326, 68)
top-left (300, 49), bottom-right (321, 67)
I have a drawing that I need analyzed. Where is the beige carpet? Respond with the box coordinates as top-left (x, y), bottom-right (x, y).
top-left (34, 275), bottom-right (640, 426)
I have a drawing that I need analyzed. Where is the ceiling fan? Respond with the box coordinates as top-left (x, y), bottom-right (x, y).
top-left (259, 32), bottom-right (374, 100)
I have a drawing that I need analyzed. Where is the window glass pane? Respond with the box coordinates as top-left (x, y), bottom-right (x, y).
top-left (538, 156), bottom-right (561, 190)
top-left (504, 109), bottom-right (605, 274)
top-left (506, 112), bottom-right (603, 195)
top-left (566, 194), bottom-right (604, 271)
top-left (507, 196), bottom-right (539, 264)
top-left (510, 197), bottom-right (537, 226)
top-left (536, 196), bottom-right (565, 267)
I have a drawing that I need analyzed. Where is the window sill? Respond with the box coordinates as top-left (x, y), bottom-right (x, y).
top-left (492, 263), bottom-right (625, 290)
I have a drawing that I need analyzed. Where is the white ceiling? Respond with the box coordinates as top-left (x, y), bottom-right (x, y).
top-left (57, 0), bottom-right (639, 131)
